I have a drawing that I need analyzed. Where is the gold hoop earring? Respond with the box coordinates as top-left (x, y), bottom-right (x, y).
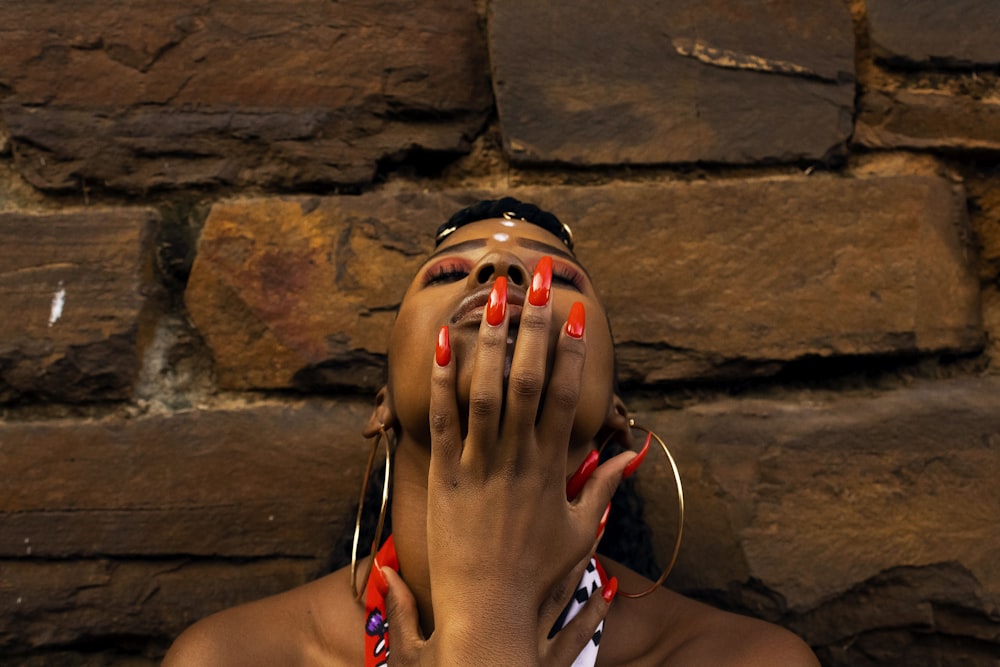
top-left (599, 418), bottom-right (684, 599)
top-left (350, 424), bottom-right (393, 601)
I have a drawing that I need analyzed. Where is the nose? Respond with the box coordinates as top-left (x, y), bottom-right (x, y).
top-left (469, 252), bottom-right (529, 288)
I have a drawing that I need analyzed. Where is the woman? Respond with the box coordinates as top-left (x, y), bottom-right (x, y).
top-left (164, 199), bottom-right (818, 666)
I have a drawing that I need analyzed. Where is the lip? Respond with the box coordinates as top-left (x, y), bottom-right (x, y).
top-left (451, 284), bottom-right (526, 327)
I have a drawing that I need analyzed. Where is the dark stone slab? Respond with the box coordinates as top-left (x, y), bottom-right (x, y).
top-left (489, 0), bottom-right (854, 165)
top-left (0, 0), bottom-right (491, 192)
top-left (0, 208), bottom-right (156, 402)
top-left (868, 0), bottom-right (1000, 66)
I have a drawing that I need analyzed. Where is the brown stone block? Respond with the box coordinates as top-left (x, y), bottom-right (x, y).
top-left (0, 399), bottom-right (372, 558)
top-left (856, 89), bottom-right (1000, 152)
top-left (0, 558), bottom-right (314, 652)
top-left (489, 0), bottom-right (854, 165)
top-left (635, 377), bottom-right (1000, 659)
top-left (0, 208), bottom-right (156, 402)
top-left (867, 0), bottom-right (1000, 66)
top-left (186, 178), bottom-right (980, 389)
top-left (0, 0), bottom-right (491, 191)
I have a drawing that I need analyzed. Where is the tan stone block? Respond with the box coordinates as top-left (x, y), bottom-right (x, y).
top-left (0, 0), bottom-right (490, 191)
top-left (186, 178), bottom-right (981, 389)
top-left (0, 399), bottom-right (372, 558)
top-left (636, 377), bottom-right (1000, 655)
top-left (0, 208), bottom-right (156, 402)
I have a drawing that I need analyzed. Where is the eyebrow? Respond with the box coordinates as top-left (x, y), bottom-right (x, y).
top-left (423, 238), bottom-right (578, 265)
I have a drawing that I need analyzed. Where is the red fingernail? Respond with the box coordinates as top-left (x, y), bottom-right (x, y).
top-left (566, 301), bottom-right (585, 338)
top-left (565, 449), bottom-right (599, 500)
top-left (528, 256), bottom-right (552, 307)
top-left (374, 566), bottom-right (389, 598)
top-left (435, 325), bottom-right (451, 366)
top-left (623, 432), bottom-right (652, 479)
top-left (487, 276), bottom-right (507, 326)
top-left (602, 576), bottom-right (618, 604)
top-left (596, 502), bottom-right (611, 540)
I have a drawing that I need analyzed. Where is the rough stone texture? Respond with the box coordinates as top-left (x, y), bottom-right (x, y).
top-left (489, 0), bottom-right (854, 165)
top-left (0, 0), bottom-right (491, 192)
top-left (0, 399), bottom-right (370, 559)
top-left (1, 559), bottom-right (312, 653)
top-left (867, 0), bottom-right (1000, 67)
top-left (984, 287), bottom-right (1000, 372)
top-left (186, 179), bottom-right (981, 390)
top-left (855, 89), bottom-right (1000, 152)
top-left (637, 377), bottom-right (1000, 665)
top-left (0, 208), bottom-right (156, 402)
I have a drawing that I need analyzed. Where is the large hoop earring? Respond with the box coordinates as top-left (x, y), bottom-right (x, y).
top-left (599, 418), bottom-right (684, 599)
top-left (350, 424), bottom-right (393, 601)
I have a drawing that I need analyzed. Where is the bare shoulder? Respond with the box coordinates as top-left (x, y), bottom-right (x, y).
top-left (162, 565), bottom-right (364, 667)
top-left (599, 560), bottom-right (817, 667)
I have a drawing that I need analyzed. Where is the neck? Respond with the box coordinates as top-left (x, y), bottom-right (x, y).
top-left (388, 438), bottom-right (436, 637)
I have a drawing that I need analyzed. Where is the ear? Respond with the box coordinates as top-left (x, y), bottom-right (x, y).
top-left (363, 386), bottom-right (397, 438)
top-left (596, 394), bottom-right (633, 450)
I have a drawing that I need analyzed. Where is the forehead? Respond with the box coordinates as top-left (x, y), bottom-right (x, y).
top-left (434, 218), bottom-right (575, 260)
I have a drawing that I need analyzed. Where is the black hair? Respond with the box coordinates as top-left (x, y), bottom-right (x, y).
top-left (436, 197), bottom-right (574, 251)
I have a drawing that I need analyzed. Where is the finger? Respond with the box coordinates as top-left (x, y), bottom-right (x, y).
top-left (465, 276), bottom-right (509, 470)
top-left (429, 325), bottom-right (462, 481)
top-left (504, 256), bottom-right (553, 454)
top-left (545, 576), bottom-right (617, 667)
top-left (538, 551), bottom-right (595, 638)
top-left (574, 449), bottom-right (636, 531)
top-left (381, 566), bottom-right (426, 661)
top-left (536, 302), bottom-right (587, 468)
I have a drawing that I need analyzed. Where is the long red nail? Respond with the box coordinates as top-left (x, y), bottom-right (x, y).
top-left (566, 301), bottom-right (585, 338)
top-left (566, 449), bottom-right (599, 500)
top-left (487, 276), bottom-right (507, 326)
top-left (596, 502), bottom-right (611, 540)
top-left (623, 432), bottom-right (652, 479)
top-left (374, 566), bottom-right (389, 598)
top-left (528, 256), bottom-right (552, 307)
top-left (435, 325), bottom-right (451, 366)
top-left (602, 576), bottom-right (618, 604)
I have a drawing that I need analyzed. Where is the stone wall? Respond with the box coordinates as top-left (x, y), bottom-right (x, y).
top-left (1, 1), bottom-right (998, 665)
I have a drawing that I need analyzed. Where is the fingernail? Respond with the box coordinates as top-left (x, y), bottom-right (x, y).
top-left (566, 301), bottom-right (585, 338)
top-left (602, 576), bottom-right (618, 604)
top-left (487, 276), bottom-right (507, 326)
top-left (435, 325), bottom-right (451, 366)
top-left (623, 432), bottom-right (652, 479)
top-left (565, 449), bottom-right (599, 501)
top-left (374, 565), bottom-right (389, 598)
top-left (528, 256), bottom-right (552, 307)
top-left (596, 502), bottom-right (611, 541)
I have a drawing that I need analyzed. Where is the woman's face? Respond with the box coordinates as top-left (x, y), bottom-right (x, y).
top-left (386, 217), bottom-right (618, 451)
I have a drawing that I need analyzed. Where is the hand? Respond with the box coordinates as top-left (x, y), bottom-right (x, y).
top-left (388, 259), bottom-right (636, 664)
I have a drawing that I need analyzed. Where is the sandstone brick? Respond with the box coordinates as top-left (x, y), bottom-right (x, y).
top-left (185, 179), bottom-right (980, 390)
top-left (867, 0), bottom-right (1000, 66)
top-left (636, 377), bottom-right (1000, 663)
top-left (855, 89), bottom-right (1000, 152)
top-left (0, 208), bottom-right (156, 402)
top-left (0, 399), bottom-right (371, 558)
top-left (0, 0), bottom-right (491, 192)
top-left (489, 0), bottom-right (854, 165)
top-left (0, 558), bottom-right (313, 652)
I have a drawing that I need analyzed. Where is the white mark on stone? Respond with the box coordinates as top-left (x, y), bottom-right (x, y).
top-left (48, 282), bottom-right (66, 327)
top-left (24, 538), bottom-right (29, 544)
top-left (268, 514), bottom-right (274, 521)
top-left (493, 232), bottom-right (510, 243)
top-left (672, 37), bottom-right (829, 81)
top-left (16, 597), bottom-right (22, 605)
top-left (25, 546), bottom-right (32, 555)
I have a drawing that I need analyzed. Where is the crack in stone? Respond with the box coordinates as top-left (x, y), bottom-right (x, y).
top-left (672, 37), bottom-right (837, 84)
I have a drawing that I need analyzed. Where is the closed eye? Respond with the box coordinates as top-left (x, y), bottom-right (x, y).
top-left (552, 261), bottom-right (585, 291)
top-left (422, 259), bottom-right (472, 286)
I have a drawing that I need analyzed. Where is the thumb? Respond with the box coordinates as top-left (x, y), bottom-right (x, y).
top-left (380, 566), bottom-right (426, 662)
